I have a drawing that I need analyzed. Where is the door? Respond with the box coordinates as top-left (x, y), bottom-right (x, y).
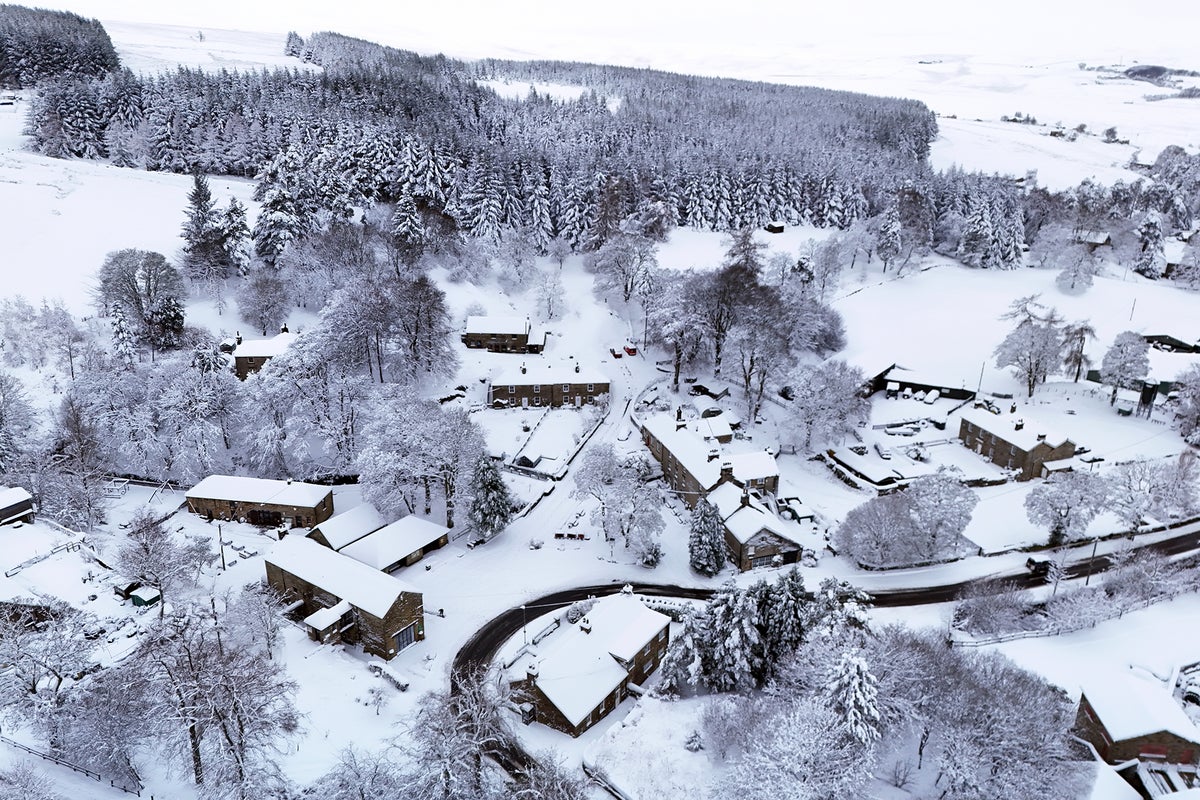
top-left (393, 622), bottom-right (417, 653)
top-left (521, 396), bottom-right (529, 408)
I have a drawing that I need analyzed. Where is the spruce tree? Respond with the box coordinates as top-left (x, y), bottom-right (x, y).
top-left (956, 195), bottom-right (994, 268)
top-left (181, 173), bottom-right (224, 280)
top-left (705, 581), bottom-right (765, 693)
top-left (219, 198), bottom-right (252, 277)
top-left (1135, 212), bottom-right (1166, 279)
top-left (764, 567), bottom-right (808, 665)
top-left (110, 305), bottom-right (135, 369)
top-left (660, 606), bottom-right (711, 694)
top-left (688, 499), bottom-right (727, 577)
top-left (467, 456), bottom-right (515, 541)
top-left (876, 204), bottom-right (902, 272)
top-left (824, 651), bottom-right (881, 745)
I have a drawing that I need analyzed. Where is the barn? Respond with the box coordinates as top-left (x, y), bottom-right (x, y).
top-left (185, 476), bottom-right (334, 529)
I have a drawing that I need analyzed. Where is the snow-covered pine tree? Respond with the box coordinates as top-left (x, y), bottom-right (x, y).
top-left (110, 305), bottom-right (135, 369)
top-left (1134, 211), bottom-right (1166, 279)
top-left (763, 567), bottom-right (808, 666)
top-left (660, 606), bottom-right (711, 694)
top-left (284, 31), bottom-right (304, 57)
top-left (219, 197), bottom-right (252, 277)
top-left (876, 204), bottom-right (902, 272)
top-left (956, 195), bottom-right (994, 268)
top-left (688, 499), bottom-right (727, 577)
top-left (705, 581), bottom-right (765, 693)
top-left (825, 650), bottom-right (881, 744)
top-left (181, 173), bottom-right (224, 280)
top-left (467, 455), bottom-right (515, 541)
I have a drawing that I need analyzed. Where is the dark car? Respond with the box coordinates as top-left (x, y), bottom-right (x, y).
top-left (1025, 557), bottom-right (1051, 578)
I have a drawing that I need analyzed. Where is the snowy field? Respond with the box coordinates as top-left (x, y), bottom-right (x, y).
top-left (0, 100), bottom-right (261, 316)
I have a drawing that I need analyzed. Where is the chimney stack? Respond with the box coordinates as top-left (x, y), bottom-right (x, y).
top-left (579, 618), bottom-right (592, 633)
top-left (526, 664), bottom-right (539, 680)
top-left (740, 487), bottom-right (751, 508)
top-left (520, 362), bottom-right (527, 375)
top-left (235, 331), bottom-right (243, 345)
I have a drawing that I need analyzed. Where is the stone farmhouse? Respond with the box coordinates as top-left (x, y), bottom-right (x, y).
top-left (509, 591), bottom-right (670, 737)
top-left (958, 408), bottom-right (1076, 481)
top-left (265, 536), bottom-right (425, 660)
top-left (1075, 672), bottom-right (1200, 765)
top-left (461, 315), bottom-right (546, 354)
top-left (488, 362), bottom-right (610, 408)
top-left (639, 413), bottom-right (780, 504)
top-left (232, 331), bottom-right (295, 379)
top-left (706, 482), bottom-right (802, 571)
top-left (185, 475), bottom-right (334, 529)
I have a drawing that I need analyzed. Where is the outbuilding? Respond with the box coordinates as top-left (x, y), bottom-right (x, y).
top-left (0, 486), bottom-right (35, 525)
top-left (185, 475), bottom-right (334, 529)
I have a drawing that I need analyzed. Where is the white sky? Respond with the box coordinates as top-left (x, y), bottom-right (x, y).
top-left (47, 1), bottom-right (1200, 79)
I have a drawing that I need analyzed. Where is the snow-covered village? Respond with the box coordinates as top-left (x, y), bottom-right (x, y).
top-left (2, 2), bottom-right (1200, 798)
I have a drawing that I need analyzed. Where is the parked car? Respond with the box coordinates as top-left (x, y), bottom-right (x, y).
top-left (623, 345), bottom-right (637, 356)
top-left (609, 348), bottom-right (623, 358)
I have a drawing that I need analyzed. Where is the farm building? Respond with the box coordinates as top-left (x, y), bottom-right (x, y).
top-left (185, 475), bottom-right (334, 529)
top-left (233, 332), bottom-right (295, 379)
top-left (639, 413), bottom-right (779, 506)
top-left (338, 515), bottom-right (450, 573)
top-left (264, 536), bottom-right (424, 660)
top-left (462, 316), bottom-right (545, 353)
top-left (0, 486), bottom-right (35, 525)
top-left (308, 503), bottom-right (387, 550)
top-left (488, 363), bottom-right (610, 408)
top-left (510, 590), bottom-right (670, 737)
top-left (1075, 673), bottom-right (1200, 765)
top-left (707, 482), bottom-right (803, 571)
top-left (957, 409), bottom-right (1076, 481)
top-left (868, 364), bottom-right (976, 401)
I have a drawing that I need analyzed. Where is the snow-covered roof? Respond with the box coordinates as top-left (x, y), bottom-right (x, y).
top-left (1082, 671), bottom-right (1200, 744)
top-left (727, 450), bottom-right (779, 481)
top-left (339, 515), bottom-right (449, 570)
top-left (531, 593), bottom-right (670, 727)
top-left (265, 535), bottom-right (418, 619)
top-left (131, 585), bottom-right (160, 603)
top-left (707, 483), bottom-right (794, 545)
top-left (0, 486), bottom-right (33, 509)
top-left (309, 503), bottom-right (387, 550)
top-left (304, 599), bottom-right (352, 631)
top-left (492, 361), bottom-right (609, 387)
top-left (234, 332), bottom-right (295, 359)
top-left (187, 475), bottom-right (332, 508)
top-left (466, 315), bottom-right (528, 335)
top-left (885, 365), bottom-right (973, 393)
top-left (642, 414), bottom-right (778, 492)
top-left (959, 408), bottom-right (1072, 451)
top-left (642, 415), bottom-right (724, 489)
top-left (1089, 762), bottom-right (1142, 800)
top-left (1078, 230), bottom-right (1112, 245)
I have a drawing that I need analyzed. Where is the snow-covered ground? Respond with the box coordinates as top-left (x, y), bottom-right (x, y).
top-left (4, 11), bottom-right (1200, 800)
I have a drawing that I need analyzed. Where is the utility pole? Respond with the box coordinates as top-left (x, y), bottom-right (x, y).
top-left (1084, 536), bottom-right (1100, 586)
top-left (217, 523), bottom-right (226, 571)
top-left (520, 605), bottom-right (527, 645)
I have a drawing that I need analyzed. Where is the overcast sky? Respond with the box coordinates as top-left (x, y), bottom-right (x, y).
top-left (45, 1), bottom-right (1200, 77)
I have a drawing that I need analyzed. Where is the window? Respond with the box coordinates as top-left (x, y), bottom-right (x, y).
top-left (563, 383), bottom-right (570, 392)
top-left (533, 397), bottom-right (541, 407)
top-left (587, 383), bottom-right (595, 392)
top-left (508, 385), bottom-right (515, 394)
top-left (393, 622), bottom-right (417, 652)
top-left (533, 384), bottom-right (541, 393)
